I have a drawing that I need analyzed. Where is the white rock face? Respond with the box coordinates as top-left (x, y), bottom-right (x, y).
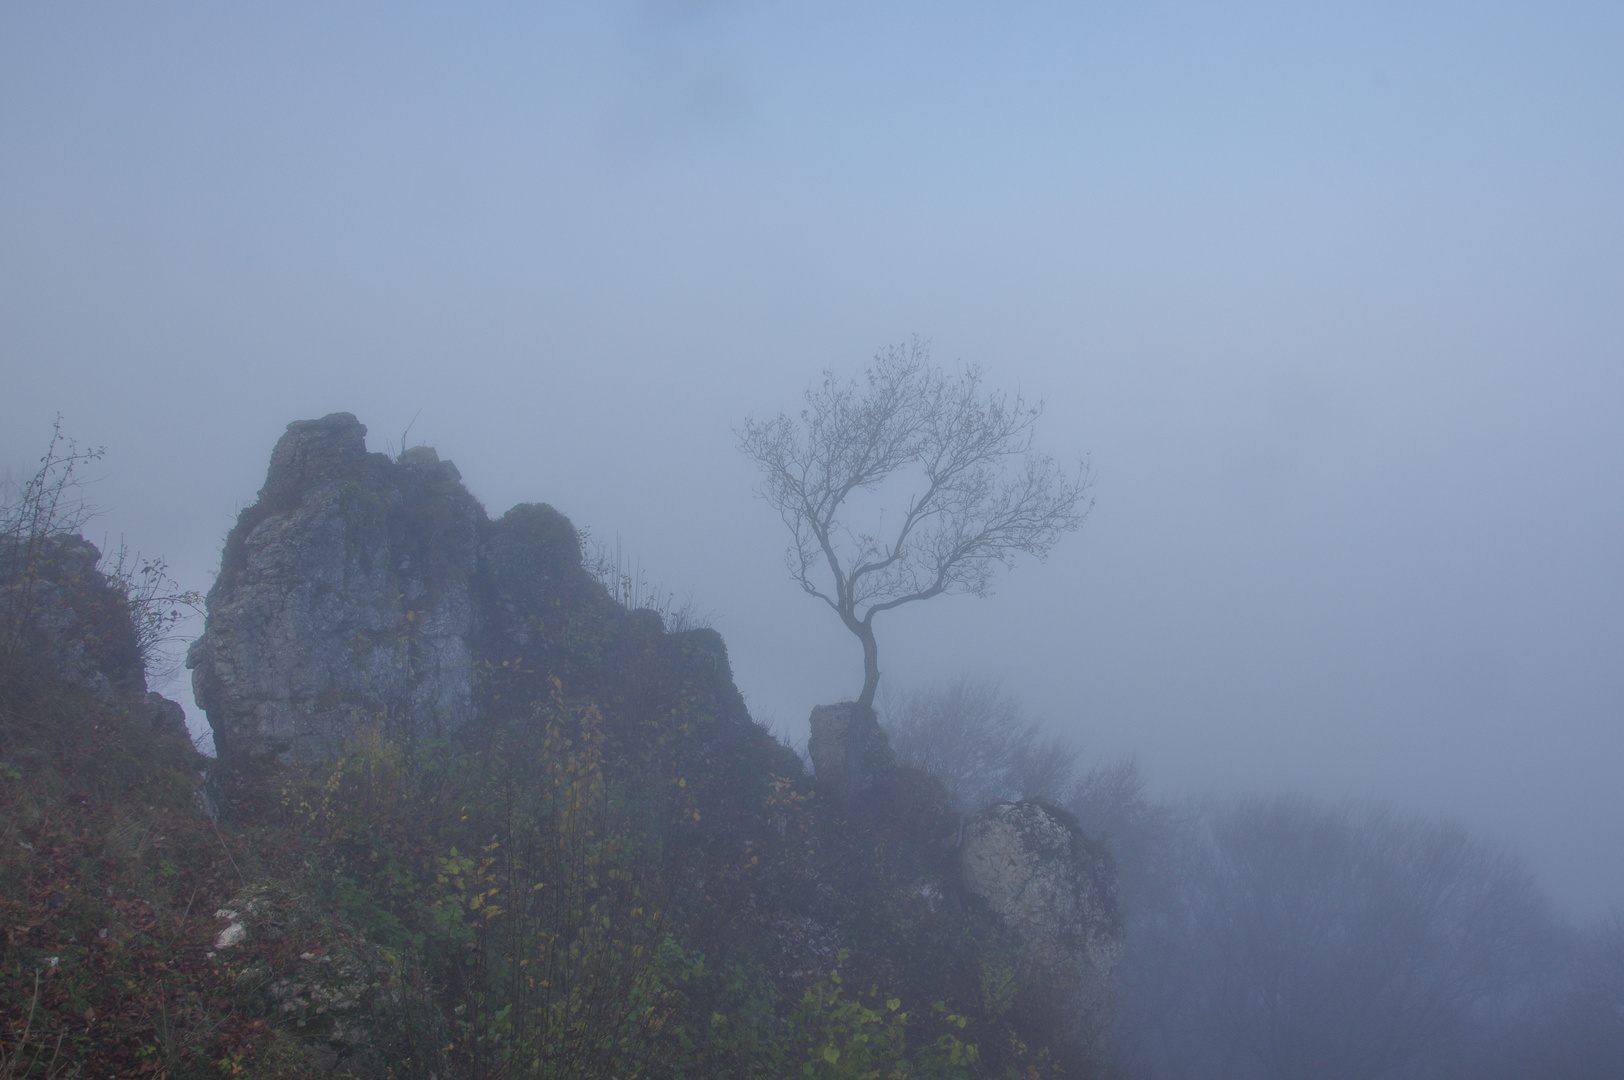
top-left (188, 414), bottom-right (480, 763)
top-left (959, 800), bottom-right (1124, 1062)
top-left (214, 908), bottom-right (248, 948)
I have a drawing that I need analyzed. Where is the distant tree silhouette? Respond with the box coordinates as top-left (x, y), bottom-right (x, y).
top-left (738, 340), bottom-right (1090, 711)
top-left (1463, 913), bottom-right (1624, 1080)
top-left (1118, 795), bottom-right (1554, 1080)
top-left (881, 676), bottom-right (1077, 812)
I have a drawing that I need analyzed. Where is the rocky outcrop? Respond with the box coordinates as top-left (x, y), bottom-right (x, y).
top-left (8, 412), bottom-right (1133, 1078)
top-left (0, 533), bottom-right (145, 692)
top-left (1, 530), bottom-right (192, 759)
top-left (189, 413), bottom-right (796, 791)
top-left (807, 703), bottom-right (1124, 1066)
top-left (808, 701), bottom-right (896, 799)
top-left (142, 691), bottom-right (188, 737)
top-left (959, 800), bottom-right (1124, 1065)
top-left (210, 883), bottom-right (445, 1076)
top-left (188, 414), bottom-right (481, 763)
top-left (185, 412), bottom-right (1126, 1072)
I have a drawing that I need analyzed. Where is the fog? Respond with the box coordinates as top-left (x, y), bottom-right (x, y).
top-left (2, 0), bottom-right (1620, 924)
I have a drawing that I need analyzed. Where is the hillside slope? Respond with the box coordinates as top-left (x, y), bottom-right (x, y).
top-left (1, 415), bottom-right (1120, 1079)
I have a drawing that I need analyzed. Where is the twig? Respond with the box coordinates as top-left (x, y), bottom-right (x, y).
top-left (209, 815), bottom-right (247, 888)
top-left (168, 885), bottom-right (200, 948)
top-left (400, 409), bottom-right (423, 452)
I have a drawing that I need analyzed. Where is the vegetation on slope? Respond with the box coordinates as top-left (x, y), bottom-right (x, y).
top-left (0, 435), bottom-right (1066, 1078)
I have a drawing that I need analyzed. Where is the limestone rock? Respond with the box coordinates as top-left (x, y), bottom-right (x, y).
top-left (959, 800), bottom-right (1124, 1063)
top-left (188, 413), bottom-right (481, 763)
top-left (808, 701), bottom-right (896, 798)
top-left (0, 533), bottom-right (145, 691)
top-left (214, 883), bottom-right (445, 1076)
top-left (143, 691), bottom-right (188, 736)
top-left (190, 411), bottom-right (800, 805)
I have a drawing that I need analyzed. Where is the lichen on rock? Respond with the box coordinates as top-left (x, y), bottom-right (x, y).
top-left (216, 883), bottom-right (444, 1076)
top-left (959, 799), bottom-right (1124, 1066)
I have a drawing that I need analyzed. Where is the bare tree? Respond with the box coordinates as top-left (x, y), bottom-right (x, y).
top-left (2, 419), bottom-right (198, 681)
top-left (738, 341), bottom-right (1090, 710)
top-left (101, 541), bottom-right (202, 680)
top-left (1066, 757), bottom-right (1177, 916)
top-left (1, 416), bottom-right (105, 658)
top-left (1461, 912), bottom-right (1624, 1080)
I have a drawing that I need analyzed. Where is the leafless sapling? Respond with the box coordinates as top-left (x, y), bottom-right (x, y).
top-left (738, 340), bottom-right (1090, 711)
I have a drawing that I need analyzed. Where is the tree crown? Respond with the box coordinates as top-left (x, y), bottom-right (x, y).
top-left (739, 341), bottom-right (1090, 708)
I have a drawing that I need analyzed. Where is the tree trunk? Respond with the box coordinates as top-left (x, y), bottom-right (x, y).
top-left (855, 620), bottom-right (880, 713)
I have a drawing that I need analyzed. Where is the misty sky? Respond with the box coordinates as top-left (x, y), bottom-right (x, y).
top-left (2, 2), bottom-right (1620, 917)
